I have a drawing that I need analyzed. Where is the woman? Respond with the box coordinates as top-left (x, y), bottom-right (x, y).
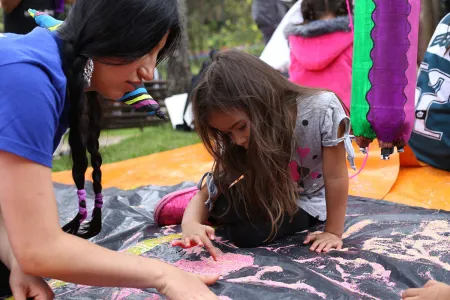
top-left (0, 0), bottom-right (219, 299)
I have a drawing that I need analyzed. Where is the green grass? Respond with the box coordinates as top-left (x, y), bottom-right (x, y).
top-left (52, 124), bottom-right (200, 172)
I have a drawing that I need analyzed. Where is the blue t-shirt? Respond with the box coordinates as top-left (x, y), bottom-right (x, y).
top-left (0, 27), bottom-right (69, 168)
top-left (409, 13), bottom-right (450, 171)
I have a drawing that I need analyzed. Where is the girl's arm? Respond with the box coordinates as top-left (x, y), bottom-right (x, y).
top-left (304, 122), bottom-right (348, 253)
top-left (0, 151), bottom-right (218, 299)
top-left (182, 186), bottom-right (210, 225)
top-left (322, 135), bottom-right (348, 238)
top-left (174, 186), bottom-right (220, 260)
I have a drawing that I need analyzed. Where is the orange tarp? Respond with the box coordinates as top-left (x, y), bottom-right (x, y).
top-left (52, 142), bottom-right (450, 211)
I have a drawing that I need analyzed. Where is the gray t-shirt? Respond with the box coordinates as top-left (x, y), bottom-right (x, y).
top-left (290, 92), bottom-right (355, 221)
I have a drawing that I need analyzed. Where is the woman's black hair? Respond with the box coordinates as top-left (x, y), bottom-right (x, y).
top-left (58, 0), bottom-right (181, 239)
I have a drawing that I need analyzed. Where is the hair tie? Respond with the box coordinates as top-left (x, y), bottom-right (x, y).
top-left (94, 193), bottom-right (104, 208)
top-left (77, 189), bottom-right (88, 222)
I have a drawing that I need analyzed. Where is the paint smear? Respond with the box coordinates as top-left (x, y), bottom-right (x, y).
top-left (214, 236), bottom-right (239, 249)
top-left (329, 257), bottom-right (394, 287)
top-left (161, 225), bottom-right (177, 235)
top-left (260, 244), bottom-right (296, 253)
top-left (342, 220), bottom-right (375, 239)
top-left (183, 245), bottom-right (206, 256)
top-left (125, 234), bottom-right (181, 255)
top-left (228, 266), bottom-right (327, 299)
top-left (363, 220), bottom-right (450, 271)
top-left (294, 254), bottom-right (395, 297)
top-left (123, 231), bottom-right (143, 246)
top-left (308, 268), bottom-right (379, 299)
top-left (113, 288), bottom-right (144, 300)
top-left (173, 253), bottom-right (254, 276)
top-left (294, 257), bottom-right (323, 264)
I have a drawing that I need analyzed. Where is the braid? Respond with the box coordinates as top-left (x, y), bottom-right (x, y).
top-left (79, 91), bottom-right (103, 239)
top-left (61, 41), bottom-right (90, 236)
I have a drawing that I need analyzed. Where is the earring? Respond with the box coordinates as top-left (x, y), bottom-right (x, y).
top-left (83, 58), bottom-right (94, 88)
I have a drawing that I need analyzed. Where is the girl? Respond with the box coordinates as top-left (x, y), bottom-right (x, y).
top-left (0, 1), bottom-right (218, 299)
top-left (284, 0), bottom-right (353, 111)
top-left (171, 49), bottom-right (355, 259)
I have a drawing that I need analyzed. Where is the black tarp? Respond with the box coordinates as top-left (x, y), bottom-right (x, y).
top-left (45, 182), bottom-right (450, 299)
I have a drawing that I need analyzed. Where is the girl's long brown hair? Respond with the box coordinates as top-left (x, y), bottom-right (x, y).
top-left (191, 49), bottom-right (320, 241)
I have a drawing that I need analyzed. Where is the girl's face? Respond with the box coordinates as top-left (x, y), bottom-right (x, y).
top-left (208, 110), bottom-right (251, 149)
top-left (88, 32), bottom-right (169, 100)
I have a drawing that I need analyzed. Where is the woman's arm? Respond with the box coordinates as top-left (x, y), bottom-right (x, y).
top-left (0, 213), bottom-right (14, 270)
top-left (0, 151), bottom-right (218, 296)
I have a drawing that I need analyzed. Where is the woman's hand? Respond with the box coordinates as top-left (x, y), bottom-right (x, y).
top-left (172, 222), bottom-right (219, 260)
top-left (303, 231), bottom-right (343, 253)
top-left (402, 280), bottom-right (450, 300)
top-left (158, 265), bottom-right (219, 300)
top-left (9, 261), bottom-right (54, 300)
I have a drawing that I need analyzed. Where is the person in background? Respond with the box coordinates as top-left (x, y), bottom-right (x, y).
top-left (1, 0), bottom-right (67, 34)
top-left (252, 0), bottom-right (293, 44)
top-left (408, 12), bottom-right (450, 172)
top-left (285, 0), bottom-right (353, 111)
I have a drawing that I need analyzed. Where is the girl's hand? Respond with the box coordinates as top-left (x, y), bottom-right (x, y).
top-left (172, 222), bottom-right (220, 260)
top-left (9, 262), bottom-right (54, 300)
top-left (303, 231), bottom-right (343, 253)
top-left (402, 280), bottom-right (450, 300)
top-left (158, 265), bottom-right (219, 300)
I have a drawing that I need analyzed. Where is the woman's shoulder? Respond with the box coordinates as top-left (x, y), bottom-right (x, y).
top-left (0, 28), bottom-right (66, 92)
top-left (0, 27), bottom-right (63, 75)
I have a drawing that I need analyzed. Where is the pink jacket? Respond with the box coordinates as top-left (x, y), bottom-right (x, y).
top-left (285, 17), bottom-right (353, 110)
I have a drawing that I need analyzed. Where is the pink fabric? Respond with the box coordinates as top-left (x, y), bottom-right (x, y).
top-left (288, 31), bottom-right (353, 111)
top-left (154, 187), bottom-right (199, 226)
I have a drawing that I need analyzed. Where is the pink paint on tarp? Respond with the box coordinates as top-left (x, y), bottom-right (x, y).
top-left (183, 245), bottom-right (206, 256)
top-left (214, 236), bottom-right (238, 249)
top-left (162, 225), bottom-right (177, 235)
top-left (260, 244), bottom-right (296, 253)
top-left (114, 288), bottom-right (144, 300)
top-left (363, 220), bottom-right (450, 271)
top-left (294, 257), bottom-right (323, 264)
top-left (122, 231), bottom-right (143, 246)
top-left (330, 257), bottom-right (394, 287)
top-left (218, 296), bottom-right (233, 300)
top-left (423, 271), bottom-right (434, 280)
top-left (173, 253), bottom-right (255, 277)
top-left (342, 220), bottom-right (374, 239)
top-left (144, 294), bottom-right (162, 300)
top-left (228, 266), bottom-right (327, 299)
top-left (308, 268), bottom-right (378, 299)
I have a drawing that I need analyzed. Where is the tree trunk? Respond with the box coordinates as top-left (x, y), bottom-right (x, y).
top-left (167, 0), bottom-right (192, 97)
